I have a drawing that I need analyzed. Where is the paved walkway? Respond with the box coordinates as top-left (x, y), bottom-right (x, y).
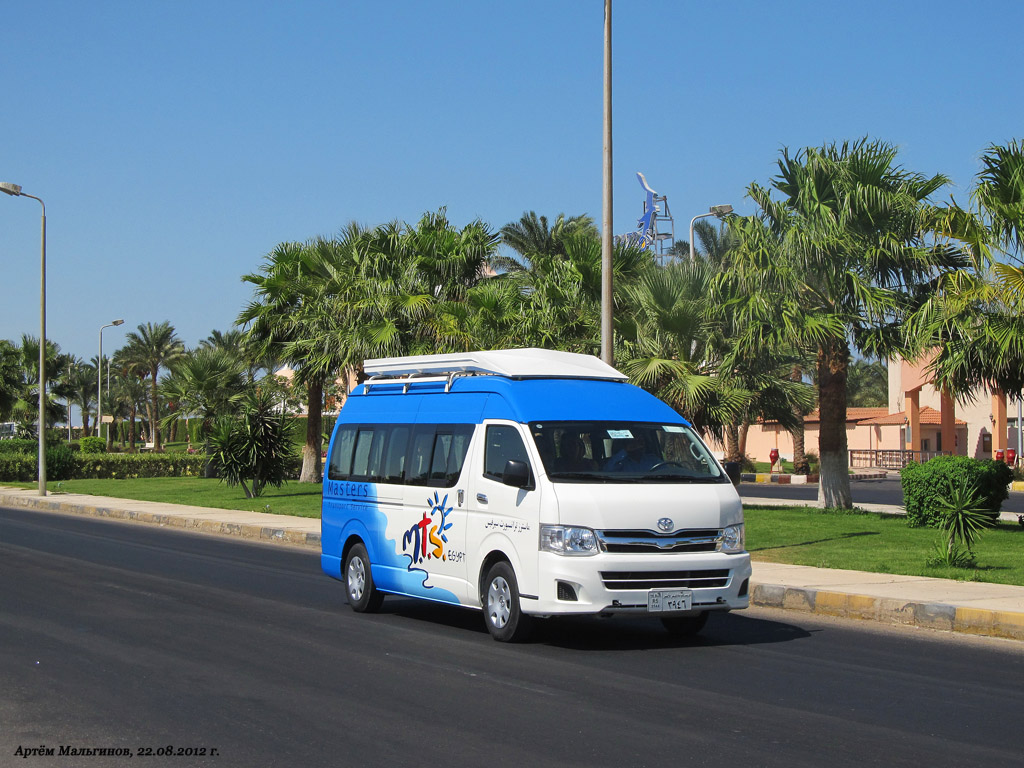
top-left (2, 486), bottom-right (1022, 643)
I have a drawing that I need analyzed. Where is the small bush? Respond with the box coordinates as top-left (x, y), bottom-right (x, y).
top-left (901, 456), bottom-right (1012, 528)
top-left (79, 436), bottom-right (106, 453)
top-left (0, 439), bottom-right (44, 455)
top-left (46, 445), bottom-right (77, 481)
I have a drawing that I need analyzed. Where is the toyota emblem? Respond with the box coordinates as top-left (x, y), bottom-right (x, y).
top-left (657, 517), bottom-right (674, 532)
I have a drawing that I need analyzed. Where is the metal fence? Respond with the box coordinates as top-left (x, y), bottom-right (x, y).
top-left (849, 449), bottom-right (950, 470)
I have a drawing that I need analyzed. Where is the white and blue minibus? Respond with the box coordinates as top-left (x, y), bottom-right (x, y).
top-left (321, 349), bottom-right (750, 641)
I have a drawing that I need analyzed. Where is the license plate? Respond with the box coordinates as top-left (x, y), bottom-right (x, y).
top-left (647, 589), bottom-right (693, 612)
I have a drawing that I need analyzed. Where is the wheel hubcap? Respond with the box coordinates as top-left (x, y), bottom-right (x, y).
top-left (347, 556), bottom-right (366, 601)
top-left (487, 576), bottom-right (511, 628)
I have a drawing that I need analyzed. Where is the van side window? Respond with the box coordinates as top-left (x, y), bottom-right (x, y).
top-left (327, 427), bottom-right (356, 481)
top-left (426, 425), bottom-right (473, 487)
top-left (484, 425), bottom-right (530, 481)
top-left (351, 428), bottom-right (386, 482)
top-left (406, 426), bottom-right (436, 486)
top-left (447, 425), bottom-right (474, 485)
top-left (382, 426), bottom-right (410, 484)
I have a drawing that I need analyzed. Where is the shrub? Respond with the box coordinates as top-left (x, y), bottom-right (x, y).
top-left (208, 389), bottom-right (298, 497)
top-left (0, 452), bottom-right (208, 481)
top-left (901, 455), bottom-right (1012, 528)
top-left (46, 445), bottom-right (77, 481)
top-left (79, 436), bottom-right (106, 454)
top-left (0, 439), bottom-right (40, 455)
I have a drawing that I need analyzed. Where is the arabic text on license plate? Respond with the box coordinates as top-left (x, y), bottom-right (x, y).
top-left (647, 589), bottom-right (693, 612)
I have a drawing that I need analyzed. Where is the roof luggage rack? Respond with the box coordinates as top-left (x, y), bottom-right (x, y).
top-left (362, 348), bottom-right (627, 393)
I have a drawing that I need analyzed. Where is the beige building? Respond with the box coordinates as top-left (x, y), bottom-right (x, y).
top-left (707, 357), bottom-right (1022, 468)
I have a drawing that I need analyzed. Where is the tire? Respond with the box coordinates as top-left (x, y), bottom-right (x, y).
top-left (482, 561), bottom-right (533, 642)
top-left (661, 611), bottom-right (709, 637)
top-left (344, 542), bottom-right (384, 613)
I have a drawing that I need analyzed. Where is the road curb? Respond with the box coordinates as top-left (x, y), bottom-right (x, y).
top-left (750, 582), bottom-right (1024, 641)
top-left (0, 492), bottom-right (322, 550)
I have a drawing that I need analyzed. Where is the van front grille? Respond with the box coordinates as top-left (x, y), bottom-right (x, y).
top-left (600, 569), bottom-right (730, 591)
top-left (596, 529), bottom-right (721, 554)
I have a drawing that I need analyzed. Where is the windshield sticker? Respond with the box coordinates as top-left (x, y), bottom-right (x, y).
top-left (663, 426), bottom-right (685, 433)
top-left (606, 429), bottom-right (633, 439)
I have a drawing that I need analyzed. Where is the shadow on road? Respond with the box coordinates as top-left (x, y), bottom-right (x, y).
top-left (382, 598), bottom-right (812, 651)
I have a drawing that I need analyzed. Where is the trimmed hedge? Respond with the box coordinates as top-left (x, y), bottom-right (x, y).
top-left (900, 455), bottom-right (1013, 528)
top-left (79, 436), bottom-right (106, 454)
top-left (0, 452), bottom-right (208, 481)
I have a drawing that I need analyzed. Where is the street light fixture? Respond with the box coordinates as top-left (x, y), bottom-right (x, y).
top-left (98, 319), bottom-right (125, 444)
top-left (1, 181), bottom-right (47, 496)
top-left (689, 204), bottom-right (734, 262)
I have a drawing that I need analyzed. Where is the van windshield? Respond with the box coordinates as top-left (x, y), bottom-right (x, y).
top-left (529, 421), bottom-right (727, 484)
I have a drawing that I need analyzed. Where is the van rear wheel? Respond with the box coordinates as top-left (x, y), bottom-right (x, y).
top-left (483, 562), bottom-right (533, 642)
top-left (661, 611), bottom-right (709, 637)
top-left (344, 543), bottom-right (384, 613)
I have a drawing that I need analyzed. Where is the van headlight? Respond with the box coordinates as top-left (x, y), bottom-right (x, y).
top-left (720, 524), bottom-right (745, 554)
top-left (540, 525), bottom-right (600, 556)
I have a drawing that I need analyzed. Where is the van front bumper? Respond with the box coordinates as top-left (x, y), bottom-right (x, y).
top-left (525, 551), bottom-right (752, 616)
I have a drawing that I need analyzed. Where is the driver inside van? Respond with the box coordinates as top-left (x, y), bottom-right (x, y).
top-left (556, 432), bottom-right (597, 473)
top-left (604, 435), bottom-right (661, 472)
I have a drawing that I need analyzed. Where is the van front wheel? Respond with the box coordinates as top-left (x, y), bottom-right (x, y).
top-left (483, 562), bottom-right (533, 642)
top-left (344, 543), bottom-right (384, 613)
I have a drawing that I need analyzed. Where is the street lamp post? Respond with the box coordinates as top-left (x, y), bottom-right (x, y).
top-left (1, 182), bottom-right (47, 496)
top-left (600, 0), bottom-right (614, 365)
top-left (689, 204), bottom-right (734, 262)
top-left (98, 319), bottom-right (125, 443)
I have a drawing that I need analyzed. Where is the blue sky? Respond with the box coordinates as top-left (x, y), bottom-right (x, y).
top-left (2, 0), bottom-right (1023, 366)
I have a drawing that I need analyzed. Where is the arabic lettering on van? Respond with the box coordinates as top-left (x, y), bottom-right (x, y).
top-left (402, 491), bottom-right (455, 566)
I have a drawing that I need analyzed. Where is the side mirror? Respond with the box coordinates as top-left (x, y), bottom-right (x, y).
top-left (502, 459), bottom-right (531, 489)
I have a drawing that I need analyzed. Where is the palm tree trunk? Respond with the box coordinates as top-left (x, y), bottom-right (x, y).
top-left (724, 423), bottom-right (741, 463)
top-left (299, 375), bottom-right (324, 483)
top-left (790, 366), bottom-right (809, 474)
top-left (128, 404), bottom-right (138, 452)
top-left (816, 340), bottom-right (852, 508)
top-left (738, 419), bottom-right (751, 459)
top-left (150, 368), bottom-right (162, 452)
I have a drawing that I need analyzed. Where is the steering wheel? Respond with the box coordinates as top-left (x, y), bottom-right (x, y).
top-left (648, 461), bottom-right (684, 472)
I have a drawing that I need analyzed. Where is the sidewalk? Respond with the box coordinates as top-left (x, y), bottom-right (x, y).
top-left (2, 486), bottom-right (1023, 643)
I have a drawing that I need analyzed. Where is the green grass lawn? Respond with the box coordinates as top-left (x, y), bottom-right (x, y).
top-left (4, 477), bottom-right (1022, 585)
top-left (3, 477), bottom-right (322, 518)
top-left (745, 504), bottom-right (1024, 586)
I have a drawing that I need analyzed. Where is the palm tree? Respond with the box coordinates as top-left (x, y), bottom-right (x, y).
top-left (846, 359), bottom-right (888, 407)
top-left (108, 351), bottom-right (149, 450)
top-left (726, 139), bottom-right (965, 507)
top-left (912, 141), bottom-right (1024, 400)
top-left (0, 339), bottom-right (21, 421)
top-left (13, 334), bottom-right (73, 433)
top-left (240, 237), bottom-right (358, 483)
top-left (66, 359), bottom-right (98, 437)
top-left (120, 322), bottom-right (185, 452)
top-left (497, 211), bottom-right (597, 270)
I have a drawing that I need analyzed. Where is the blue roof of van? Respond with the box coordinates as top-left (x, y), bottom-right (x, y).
top-left (340, 376), bottom-right (690, 425)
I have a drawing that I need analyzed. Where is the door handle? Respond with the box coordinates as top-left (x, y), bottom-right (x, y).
top-left (476, 493), bottom-right (488, 504)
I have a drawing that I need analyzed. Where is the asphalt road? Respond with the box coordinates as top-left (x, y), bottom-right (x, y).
top-left (740, 476), bottom-right (1024, 516)
top-left (3, 506), bottom-right (1023, 768)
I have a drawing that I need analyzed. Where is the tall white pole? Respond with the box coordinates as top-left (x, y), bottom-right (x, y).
top-left (600, 0), bottom-right (614, 365)
top-left (34, 197), bottom-right (46, 496)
